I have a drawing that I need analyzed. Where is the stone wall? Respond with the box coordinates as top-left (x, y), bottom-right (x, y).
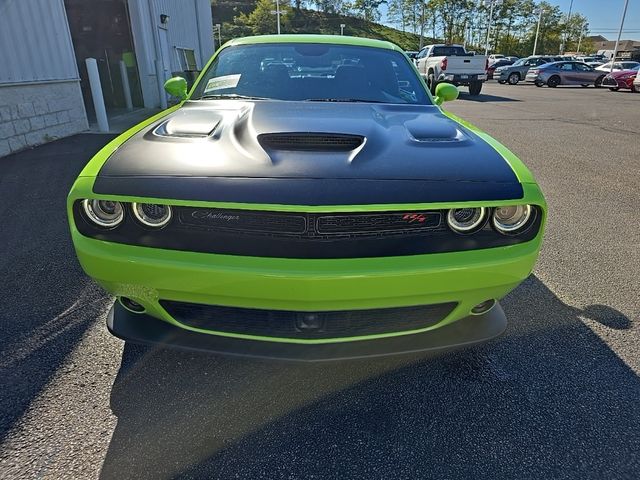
top-left (0, 80), bottom-right (88, 157)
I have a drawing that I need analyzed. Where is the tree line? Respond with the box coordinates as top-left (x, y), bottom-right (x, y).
top-left (212, 0), bottom-right (593, 56)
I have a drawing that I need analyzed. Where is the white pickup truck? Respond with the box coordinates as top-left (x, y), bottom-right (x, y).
top-left (415, 44), bottom-right (488, 96)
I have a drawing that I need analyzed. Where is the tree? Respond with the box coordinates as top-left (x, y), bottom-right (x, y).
top-left (241, 0), bottom-right (291, 34)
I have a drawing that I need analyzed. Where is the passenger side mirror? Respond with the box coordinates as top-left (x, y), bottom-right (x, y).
top-left (164, 76), bottom-right (188, 100)
top-left (433, 83), bottom-right (459, 105)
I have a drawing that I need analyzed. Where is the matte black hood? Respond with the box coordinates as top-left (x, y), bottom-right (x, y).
top-left (94, 101), bottom-right (523, 205)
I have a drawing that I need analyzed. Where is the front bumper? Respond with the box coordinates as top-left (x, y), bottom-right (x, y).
top-left (107, 300), bottom-right (507, 361)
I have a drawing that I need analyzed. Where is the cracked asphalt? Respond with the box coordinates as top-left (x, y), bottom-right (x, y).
top-left (1, 83), bottom-right (639, 479)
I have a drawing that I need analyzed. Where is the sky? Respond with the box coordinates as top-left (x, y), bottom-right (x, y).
top-left (382, 0), bottom-right (640, 41)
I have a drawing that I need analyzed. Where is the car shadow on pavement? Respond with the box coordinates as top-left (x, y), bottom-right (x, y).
top-left (101, 275), bottom-right (638, 480)
top-left (460, 92), bottom-right (522, 103)
top-left (0, 134), bottom-right (116, 441)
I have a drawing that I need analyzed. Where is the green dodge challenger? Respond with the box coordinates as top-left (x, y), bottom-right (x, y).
top-left (67, 35), bottom-right (546, 360)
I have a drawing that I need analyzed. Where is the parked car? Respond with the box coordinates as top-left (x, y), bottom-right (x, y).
top-left (595, 61), bottom-right (640, 72)
top-left (488, 54), bottom-right (505, 64)
top-left (602, 65), bottom-right (640, 92)
top-left (405, 50), bottom-right (419, 62)
top-left (494, 55), bottom-right (560, 85)
top-left (634, 69), bottom-right (640, 92)
top-left (415, 44), bottom-right (488, 95)
top-left (66, 34), bottom-right (546, 360)
top-left (585, 61), bottom-right (605, 69)
top-left (526, 61), bottom-right (606, 87)
top-left (487, 58), bottom-right (515, 79)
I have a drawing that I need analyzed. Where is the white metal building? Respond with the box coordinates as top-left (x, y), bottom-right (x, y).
top-left (0, 0), bottom-right (214, 157)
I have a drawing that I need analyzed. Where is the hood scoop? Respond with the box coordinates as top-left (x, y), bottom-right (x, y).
top-left (155, 110), bottom-right (222, 138)
top-left (258, 133), bottom-right (364, 152)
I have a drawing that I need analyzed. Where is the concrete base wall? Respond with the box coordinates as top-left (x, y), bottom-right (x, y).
top-left (0, 80), bottom-right (88, 157)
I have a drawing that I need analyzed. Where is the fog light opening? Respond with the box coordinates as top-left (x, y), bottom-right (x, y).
top-left (471, 299), bottom-right (496, 315)
top-left (119, 297), bottom-right (146, 314)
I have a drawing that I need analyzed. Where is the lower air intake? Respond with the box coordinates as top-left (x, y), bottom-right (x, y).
top-left (160, 300), bottom-right (457, 339)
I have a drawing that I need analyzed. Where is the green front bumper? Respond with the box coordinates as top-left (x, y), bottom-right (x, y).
top-left (71, 228), bottom-right (541, 345)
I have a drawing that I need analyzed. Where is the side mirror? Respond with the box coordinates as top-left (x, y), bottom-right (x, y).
top-left (164, 76), bottom-right (188, 100)
top-left (433, 83), bottom-right (459, 105)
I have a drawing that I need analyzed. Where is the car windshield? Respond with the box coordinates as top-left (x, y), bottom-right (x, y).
top-left (513, 59), bottom-right (526, 66)
top-left (192, 43), bottom-right (430, 105)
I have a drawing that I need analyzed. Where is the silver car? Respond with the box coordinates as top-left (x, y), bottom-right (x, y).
top-left (525, 61), bottom-right (606, 88)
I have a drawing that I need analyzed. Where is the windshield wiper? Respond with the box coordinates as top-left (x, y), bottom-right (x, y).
top-left (304, 98), bottom-right (385, 103)
top-left (198, 94), bottom-right (270, 100)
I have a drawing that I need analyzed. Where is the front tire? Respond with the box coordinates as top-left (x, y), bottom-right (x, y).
top-left (427, 71), bottom-right (436, 95)
top-left (468, 81), bottom-right (483, 96)
top-left (595, 75), bottom-right (605, 88)
top-left (498, 80), bottom-right (506, 84)
top-left (508, 72), bottom-right (520, 85)
top-left (547, 76), bottom-right (560, 88)
top-left (535, 80), bottom-right (544, 87)
top-left (609, 87), bottom-right (619, 91)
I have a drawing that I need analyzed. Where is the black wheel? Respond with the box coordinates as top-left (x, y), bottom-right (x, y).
top-left (535, 80), bottom-right (544, 87)
top-left (427, 72), bottom-right (436, 94)
top-left (547, 76), bottom-right (560, 88)
top-left (595, 75), bottom-right (605, 88)
top-left (581, 84), bottom-right (589, 87)
top-left (498, 80), bottom-right (506, 84)
top-left (608, 87), bottom-right (619, 91)
top-left (468, 81), bottom-right (482, 96)
top-left (507, 72), bottom-right (520, 85)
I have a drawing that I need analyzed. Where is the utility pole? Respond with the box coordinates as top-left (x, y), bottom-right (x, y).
top-left (419, 2), bottom-right (425, 50)
top-left (340, 24), bottom-right (345, 36)
top-left (560, 0), bottom-right (574, 54)
top-left (610, 0), bottom-right (630, 74)
top-left (276, 0), bottom-right (281, 34)
top-left (576, 24), bottom-right (584, 55)
top-left (484, 0), bottom-right (502, 56)
top-left (533, 8), bottom-right (543, 56)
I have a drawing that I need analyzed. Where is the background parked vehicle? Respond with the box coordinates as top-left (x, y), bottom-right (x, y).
top-left (487, 58), bottom-right (515, 79)
top-left (595, 61), bottom-right (640, 72)
top-left (602, 65), bottom-right (640, 92)
top-left (488, 54), bottom-right (505, 64)
top-left (526, 61), bottom-right (606, 88)
top-left (415, 44), bottom-right (487, 95)
top-left (494, 56), bottom-right (560, 85)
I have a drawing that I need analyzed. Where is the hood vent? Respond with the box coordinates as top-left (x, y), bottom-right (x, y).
top-left (258, 133), bottom-right (364, 152)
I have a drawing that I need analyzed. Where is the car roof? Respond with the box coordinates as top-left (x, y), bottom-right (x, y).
top-left (226, 34), bottom-right (402, 52)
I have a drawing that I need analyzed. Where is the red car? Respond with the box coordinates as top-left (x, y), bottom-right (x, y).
top-left (602, 66), bottom-right (640, 92)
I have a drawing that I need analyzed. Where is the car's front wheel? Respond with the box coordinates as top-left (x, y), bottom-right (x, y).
top-left (581, 84), bottom-right (589, 87)
top-left (468, 81), bottom-right (483, 96)
top-left (595, 75), bottom-right (605, 88)
top-left (547, 76), bottom-right (560, 88)
top-left (608, 87), bottom-right (619, 91)
top-left (508, 72), bottom-right (520, 85)
top-left (535, 80), bottom-right (544, 87)
top-left (427, 72), bottom-right (436, 94)
top-left (498, 80), bottom-right (506, 84)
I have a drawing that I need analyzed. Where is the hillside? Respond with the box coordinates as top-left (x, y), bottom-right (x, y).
top-left (215, 4), bottom-right (433, 51)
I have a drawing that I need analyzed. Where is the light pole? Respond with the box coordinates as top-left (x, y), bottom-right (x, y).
top-left (484, 0), bottom-right (502, 56)
top-left (610, 0), bottom-right (630, 74)
top-left (340, 24), bottom-right (345, 36)
top-left (532, 8), bottom-right (543, 56)
top-left (576, 23), bottom-right (585, 55)
top-left (214, 23), bottom-right (221, 49)
top-left (276, 0), bottom-right (281, 34)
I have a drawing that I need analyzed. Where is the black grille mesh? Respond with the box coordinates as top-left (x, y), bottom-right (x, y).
top-left (161, 301), bottom-right (457, 339)
top-left (258, 133), bottom-right (364, 151)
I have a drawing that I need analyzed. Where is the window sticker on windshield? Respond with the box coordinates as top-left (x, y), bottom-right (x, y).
top-left (205, 74), bottom-right (241, 92)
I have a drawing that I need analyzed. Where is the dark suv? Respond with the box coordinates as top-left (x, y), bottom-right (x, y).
top-left (495, 56), bottom-right (562, 85)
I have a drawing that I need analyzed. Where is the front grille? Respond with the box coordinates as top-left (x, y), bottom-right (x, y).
top-left (178, 207), bottom-right (442, 238)
top-left (258, 133), bottom-right (364, 151)
top-left (161, 300), bottom-right (457, 339)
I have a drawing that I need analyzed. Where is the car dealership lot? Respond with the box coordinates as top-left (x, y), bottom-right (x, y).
top-left (1, 84), bottom-right (639, 479)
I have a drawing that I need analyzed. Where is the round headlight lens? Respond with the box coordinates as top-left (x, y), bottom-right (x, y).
top-left (493, 205), bottom-right (532, 233)
top-left (82, 199), bottom-right (124, 227)
top-left (447, 207), bottom-right (487, 233)
top-left (132, 203), bottom-right (172, 227)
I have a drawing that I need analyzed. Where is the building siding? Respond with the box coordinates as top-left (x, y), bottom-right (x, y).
top-left (0, 0), bottom-right (79, 84)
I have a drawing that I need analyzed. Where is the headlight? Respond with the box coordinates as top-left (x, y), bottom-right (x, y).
top-left (82, 199), bottom-right (124, 227)
top-left (447, 207), bottom-right (487, 233)
top-left (132, 203), bottom-right (172, 227)
top-left (492, 205), bottom-right (532, 234)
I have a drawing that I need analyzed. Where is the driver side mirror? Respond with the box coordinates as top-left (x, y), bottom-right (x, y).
top-left (433, 83), bottom-right (459, 105)
top-left (164, 76), bottom-right (188, 101)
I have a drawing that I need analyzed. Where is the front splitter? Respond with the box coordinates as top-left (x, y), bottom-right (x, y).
top-left (107, 302), bottom-right (507, 362)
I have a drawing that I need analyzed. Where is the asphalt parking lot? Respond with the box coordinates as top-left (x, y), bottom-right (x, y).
top-left (1, 82), bottom-right (639, 479)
